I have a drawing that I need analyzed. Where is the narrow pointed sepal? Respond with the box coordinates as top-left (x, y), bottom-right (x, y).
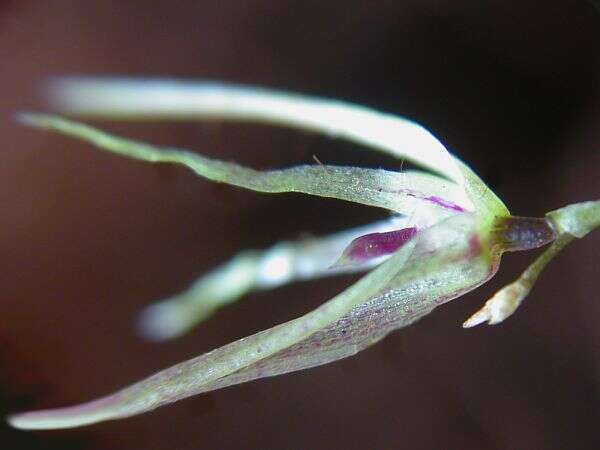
top-left (7, 392), bottom-right (127, 430)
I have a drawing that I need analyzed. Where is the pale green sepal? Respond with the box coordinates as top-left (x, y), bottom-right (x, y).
top-left (18, 113), bottom-right (467, 216)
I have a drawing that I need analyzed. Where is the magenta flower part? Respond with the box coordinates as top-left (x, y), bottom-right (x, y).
top-left (335, 227), bottom-right (419, 267)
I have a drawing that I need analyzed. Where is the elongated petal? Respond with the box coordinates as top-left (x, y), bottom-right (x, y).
top-left (18, 113), bottom-right (469, 216)
top-left (8, 213), bottom-right (499, 430)
top-left (48, 77), bottom-right (465, 185)
top-left (139, 217), bottom-right (409, 341)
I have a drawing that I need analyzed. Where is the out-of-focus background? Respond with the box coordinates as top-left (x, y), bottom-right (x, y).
top-left (1, 1), bottom-right (599, 449)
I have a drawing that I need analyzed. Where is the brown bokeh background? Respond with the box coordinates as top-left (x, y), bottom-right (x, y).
top-left (1, 1), bottom-right (599, 449)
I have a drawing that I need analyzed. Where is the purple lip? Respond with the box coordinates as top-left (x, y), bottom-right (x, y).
top-left (335, 227), bottom-right (419, 267)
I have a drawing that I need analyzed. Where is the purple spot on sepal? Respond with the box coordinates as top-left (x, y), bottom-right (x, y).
top-left (395, 189), bottom-right (467, 213)
top-left (426, 196), bottom-right (466, 213)
top-left (333, 227), bottom-right (418, 268)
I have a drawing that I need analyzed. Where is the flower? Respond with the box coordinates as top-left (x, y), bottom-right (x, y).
top-left (8, 78), bottom-right (600, 430)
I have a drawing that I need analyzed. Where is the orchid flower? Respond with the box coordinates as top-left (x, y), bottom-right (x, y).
top-left (8, 77), bottom-right (600, 430)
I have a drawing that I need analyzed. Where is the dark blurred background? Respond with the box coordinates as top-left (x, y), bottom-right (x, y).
top-left (1, 1), bottom-right (599, 449)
